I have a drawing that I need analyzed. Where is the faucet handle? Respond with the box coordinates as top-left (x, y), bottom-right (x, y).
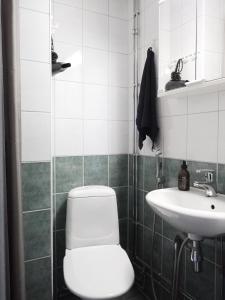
top-left (196, 169), bottom-right (215, 183)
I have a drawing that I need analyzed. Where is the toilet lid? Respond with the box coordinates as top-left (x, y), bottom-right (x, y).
top-left (63, 245), bottom-right (134, 299)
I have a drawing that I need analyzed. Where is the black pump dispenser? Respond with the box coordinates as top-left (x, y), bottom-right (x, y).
top-left (178, 160), bottom-right (190, 191)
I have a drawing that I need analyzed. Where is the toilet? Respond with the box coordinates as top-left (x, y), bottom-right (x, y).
top-left (63, 186), bottom-right (135, 299)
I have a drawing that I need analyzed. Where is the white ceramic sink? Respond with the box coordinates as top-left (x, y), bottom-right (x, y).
top-left (146, 187), bottom-right (225, 240)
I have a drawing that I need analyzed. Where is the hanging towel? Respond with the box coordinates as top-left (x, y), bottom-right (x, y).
top-left (136, 48), bottom-right (159, 150)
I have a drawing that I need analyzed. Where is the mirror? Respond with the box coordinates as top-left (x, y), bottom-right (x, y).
top-left (158, 0), bottom-right (197, 92)
top-left (196, 1), bottom-right (225, 81)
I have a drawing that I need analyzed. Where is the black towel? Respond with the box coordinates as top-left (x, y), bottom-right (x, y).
top-left (136, 48), bottom-right (159, 150)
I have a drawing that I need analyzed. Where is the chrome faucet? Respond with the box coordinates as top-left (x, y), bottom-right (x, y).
top-left (193, 169), bottom-right (217, 197)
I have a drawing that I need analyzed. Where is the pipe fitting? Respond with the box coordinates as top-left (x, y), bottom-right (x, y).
top-left (191, 240), bottom-right (202, 273)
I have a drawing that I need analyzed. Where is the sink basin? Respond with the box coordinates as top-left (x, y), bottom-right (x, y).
top-left (146, 187), bottom-right (225, 240)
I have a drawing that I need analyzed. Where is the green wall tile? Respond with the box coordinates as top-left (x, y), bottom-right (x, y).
top-left (55, 193), bottom-right (68, 230)
top-left (84, 155), bottom-right (108, 186)
top-left (144, 156), bottom-right (157, 191)
top-left (119, 219), bottom-right (128, 250)
top-left (114, 187), bottom-right (128, 219)
top-left (25, 257), bottom-right (51, 300)
top-left (55, 230), bottom-right (65, 267)
top-left (55, 156), bottom-right (83, 193)
top-left (109, 155), bottom-right (128, 187)
top-left (22, 162), bottom-right (51, 211)
top-left (24, 210), bottom-right (51, 260)
top-left (218, 164), bottom-right (225, 194)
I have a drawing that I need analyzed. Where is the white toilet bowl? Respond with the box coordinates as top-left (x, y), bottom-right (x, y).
top-left (63, 186), bottom-right (134, 299)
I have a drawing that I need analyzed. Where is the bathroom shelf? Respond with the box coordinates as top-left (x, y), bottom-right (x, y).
top-left (158, 77), bottom-right (225, 98)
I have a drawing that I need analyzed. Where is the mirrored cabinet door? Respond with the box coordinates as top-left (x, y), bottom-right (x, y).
top-left (158, 0), bottom-right (197, 92)
top-left (196, 0), bottom-right (225, 81)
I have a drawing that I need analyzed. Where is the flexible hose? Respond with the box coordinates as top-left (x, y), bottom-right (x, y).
top-left (172, 237), bottom-right (189, 300)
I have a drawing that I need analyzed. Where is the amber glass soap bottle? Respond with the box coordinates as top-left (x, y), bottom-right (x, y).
top-left (178, 161), bottom-right (190, 191)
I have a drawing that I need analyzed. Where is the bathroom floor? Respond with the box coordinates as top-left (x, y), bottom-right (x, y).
top-left (61, 287), bottom-right (147, 300)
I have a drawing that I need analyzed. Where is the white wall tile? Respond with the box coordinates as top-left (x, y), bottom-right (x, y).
top-left (218, 111), bottom-right (225, 163)
top-left (84, 48), bottom-right (108, 84)
top-left (84, 11), bottom-right (108, 50)
top-left (188, 92), bottom-right (218, 114)
top-left (108, 87), bottom-right (128, 120)
top-left (162, 115), bottom-right (187, 159)
top-left (84, 120), bottom-right (108, 154)
top-left (54, 42), bottom-right (83, 82)
top-left (21, 60), bottom-right (51, 112)
top-left (109, 0), bottom-right (129, 20)
top-left (53, 3), bottom-right (82, 45)
top-left (109, 17), bottom-right (128, 54)
top-left (160, 96), bottom-right (187, 117)
top-left (20, 0), bottom-right (50, 13)
top-left (54, 0), bottom-right (83, 8)
top-left (55, 119), bottom-right (83, 156)
top-left (187, 112), bottom-right (218, 163)
top-left (20, 9), bottom-right (50, 62)
top-left (84, 0), bottom-right (108, 14)
top-left (108, 121), bottom-right (129, 154)
top-left (22, 112), bottom-right (51, 162)
top-left (219, 91), bottom-right (225, 110)
top-left (109, 52), bottom-right (128, 87)
top-left (84, 85), bottom-right (108, 120)
top-left (55, 81), bottom-right (83, 118)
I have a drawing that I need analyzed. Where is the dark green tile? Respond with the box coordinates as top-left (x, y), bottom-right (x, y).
top-left (55, 193), bottom-right (68, 230)
top-left (128, 221), bottom-right (135, 258)
top-left (55, 230), bottom-right (65, 267)
top-left (54, 267), bottom-right (69, 299)
top-left (144, 156), bottom-right (157, 191)
top-left (215, 265), bottom-right (223, 300)
top-left (115, 187), bottom-right (128, 219)
top-left (109, 155), bottom-right (128, 187)
top-left (84, 155), bottom-right (108, 186)
top-left (144, 193), bottom-right (154, 229)
top-left (201, 238), bottom-right (216, 263)
top-left (137, 189), bottom-right (144, 224)
top-left (186, 256), bottom-right (215, 300)
top-left (129, 186), bottom-right (134, 220)
top-left (135, 224), bottom-right (144, 261)
top-left (25, 257), bottom-right (51, 300)
top-left (55, 156), bottom-right (83, 193)
top-left (218, 164), bottom-right (225, 194)
top-left (143, 228), bottom-right (162, 274)
top-left (24, 210), bottom-right (51, 260)
top-left (119, 219), bottom-right (128, 250)
top-left (162, 238), bottom-right (174, 284)
top-left (129, 154), bottom-right (134, 187)
top-left (163, 220), bottom-right (183, 241)
top-left (143, 227), bottom-right (152, 266)
top-left (22, 162), bottom-right (51, 211)
top-left (136, 155), bottom-right (144, 190)
top-left (164, 158), bottom-right (181, 188)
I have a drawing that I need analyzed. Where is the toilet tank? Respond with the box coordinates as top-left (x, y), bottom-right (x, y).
top-left (66, 186), bottom-right (120, 249)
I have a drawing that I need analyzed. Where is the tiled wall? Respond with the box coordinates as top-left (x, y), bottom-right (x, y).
top-left (53, 154), bottom-right (129, 299)
top-left (52, 0), bottom-right (132, 157)
top-left (19, 0), bottom-right (52, 299)
top-left (51, 1), bottom-right (133, 298)
top-left (130, 155), bottom-right (224, 300)
top-left (132, 1), bottom-right (225, 299)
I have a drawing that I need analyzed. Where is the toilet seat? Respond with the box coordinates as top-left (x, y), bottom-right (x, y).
top-left (63, 244), bottom-right (135, 299)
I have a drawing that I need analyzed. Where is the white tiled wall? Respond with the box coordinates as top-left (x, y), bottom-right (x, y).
top-left (135, 0), bottom-right (225, 165)
top-left (52, 0), bottom-right (131, 156)
top-left (19, 1), bottom-right (51, 163)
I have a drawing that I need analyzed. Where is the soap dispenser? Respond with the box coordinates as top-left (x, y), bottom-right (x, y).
top-left (178, 161), bottom-right (190, 191)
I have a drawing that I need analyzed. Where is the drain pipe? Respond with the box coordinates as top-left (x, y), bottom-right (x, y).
top-left (191, 240), bottom-right (202, 273)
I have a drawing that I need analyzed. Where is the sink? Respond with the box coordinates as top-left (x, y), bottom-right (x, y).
top-left (145, 187), bottom-right (225, 240)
